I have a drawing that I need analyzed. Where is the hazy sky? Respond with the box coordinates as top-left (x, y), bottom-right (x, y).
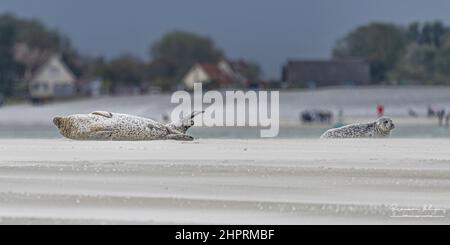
top-left (2, 0), bottom-right (450, 78)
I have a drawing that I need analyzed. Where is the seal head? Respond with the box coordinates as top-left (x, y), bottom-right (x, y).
top-left (375, 117), bottom-right (395, 135)
top-left (53, 114), bottom-right (95, 139)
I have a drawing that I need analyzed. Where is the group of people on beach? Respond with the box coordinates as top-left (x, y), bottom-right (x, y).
top-left (428, 105), bottom-right (450, 127)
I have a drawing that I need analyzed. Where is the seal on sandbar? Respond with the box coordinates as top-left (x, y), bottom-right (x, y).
top-left (320, 117), bottom-right (395, 139)
top-left (53, 111), bottom-right (203, 141)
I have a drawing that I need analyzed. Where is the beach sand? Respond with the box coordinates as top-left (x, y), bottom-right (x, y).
top-left (0, 138), bottom-right (449, 224)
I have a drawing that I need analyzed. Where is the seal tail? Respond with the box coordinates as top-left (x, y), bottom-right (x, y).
top-left (166, 111), bottom-right (204, 133)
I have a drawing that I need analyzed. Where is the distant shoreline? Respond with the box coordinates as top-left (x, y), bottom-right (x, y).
top-left (0, 86), bottom-right (449, 128)
top-left (0, 116), bottom-right (441, 128)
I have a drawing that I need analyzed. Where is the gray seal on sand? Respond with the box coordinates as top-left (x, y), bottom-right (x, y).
top-left (53, 111), bottom-right (203, 141)
top-left (320, 117), bottom-right (395, 139)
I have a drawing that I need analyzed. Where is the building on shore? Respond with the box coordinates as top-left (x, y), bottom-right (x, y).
top-left (182, 59), bottom-right (266, 90)
top-left (183, 63), bottom-right (235, 90)
top-left (282, 59), bottom-right (370, 88)
top-left (27, 54), bottom-right (76, 102)
top-left (14, 43), bottom-right (76, 102)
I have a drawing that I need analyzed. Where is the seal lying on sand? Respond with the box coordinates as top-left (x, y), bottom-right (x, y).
top-left (53, 111), bottom-right (203, 141)
top-left (320, 117), bottom-right (395, 139)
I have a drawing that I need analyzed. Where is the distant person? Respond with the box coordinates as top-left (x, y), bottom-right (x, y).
top-left (427, 105), bottom-right (435, 117)
top-left (437, 108), bottom-right (445, 127)
top-left (0, 94), bottom-right (4, 107)
top-left (408, 109), bottom-right (418, 117)
top-left (300, 111), bottom-right (313, 124)
top-left (377, 105), bottom-right (384, 117)
top-left (446, 110), bottom-right (450, 128)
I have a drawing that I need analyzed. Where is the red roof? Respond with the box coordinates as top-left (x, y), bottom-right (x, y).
top-left (198, 63), bottom-right (235, 85)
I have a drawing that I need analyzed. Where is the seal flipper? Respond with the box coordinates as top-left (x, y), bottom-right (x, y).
top-left (165, 111), bottom-right (204, 133)
top-left (90, 130), bottom-right (113, 140)
top-left (165, 134), bottom-right (194, 141)
top-left (91, 111), bottom-right (113, 118)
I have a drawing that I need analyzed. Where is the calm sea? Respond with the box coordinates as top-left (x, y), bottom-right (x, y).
top-left (0, 126), bottom-right (449, 139)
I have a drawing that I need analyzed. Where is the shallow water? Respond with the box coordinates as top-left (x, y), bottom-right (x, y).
top-left (0, 125), bottom-right (449, 139)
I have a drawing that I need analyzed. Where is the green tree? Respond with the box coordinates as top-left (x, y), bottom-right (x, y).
top-left (389, 40), bottom-right (450, 85)
top-left (417, 21), bottom-right (446, 47)
top-left (332, 22), bottom-right (407, 82)
top-left (406, 22), bottom-right (421, 43)
top-left (0, 16), bottom-right (23, 97)
top-left (100, 55), bottom-right (146, 93)
top-left (389, 43), bottom-right (435, 84)
top-left (149, 31), bottom-right (224, 88)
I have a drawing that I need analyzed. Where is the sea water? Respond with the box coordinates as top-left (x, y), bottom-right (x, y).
top-left (0, 125), bottom-right (449, 139)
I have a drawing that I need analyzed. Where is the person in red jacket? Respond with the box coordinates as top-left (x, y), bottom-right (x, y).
top-left (377, 105), bottom-right (384, 117)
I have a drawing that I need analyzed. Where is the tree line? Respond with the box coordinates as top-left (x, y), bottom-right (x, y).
top-left (2, 13), bottom-right (450, 99)
top-left (333, 21), bottom-right (450, 85)
top-left (0, 13), bottom-right (261, 98)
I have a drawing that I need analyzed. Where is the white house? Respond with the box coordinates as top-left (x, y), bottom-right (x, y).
top-left (183, 64), bottom-right (209, 89)
top-left (182, 63), bottom-right (228, 90)
top-left (28, 54), bottom-right (76, 101)
top-left (182, 60), bottom-right (245, 90)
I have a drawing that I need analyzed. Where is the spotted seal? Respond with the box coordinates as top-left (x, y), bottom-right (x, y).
top-left (320, 117), bottom-right (395, 139)
top-left (53, 111), bottom-right (203, 141)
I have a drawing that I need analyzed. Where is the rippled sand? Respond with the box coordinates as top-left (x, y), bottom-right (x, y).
top-left (0, 139), bottom-right (449, 224)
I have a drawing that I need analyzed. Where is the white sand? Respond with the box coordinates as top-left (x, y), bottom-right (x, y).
top-left (0, 138), bottom-right (449, 224)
